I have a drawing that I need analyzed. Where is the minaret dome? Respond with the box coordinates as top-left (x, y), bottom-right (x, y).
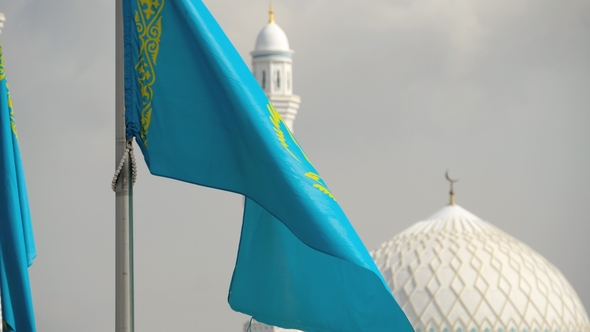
top-left (254, 22), bottom-right (291, 52)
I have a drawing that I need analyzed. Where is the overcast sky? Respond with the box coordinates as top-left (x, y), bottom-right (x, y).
top-left (1, 0), bottom-right (589, 330)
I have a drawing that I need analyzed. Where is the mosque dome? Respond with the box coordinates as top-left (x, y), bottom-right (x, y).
top-left (371, 204), bottom-right (590, 332)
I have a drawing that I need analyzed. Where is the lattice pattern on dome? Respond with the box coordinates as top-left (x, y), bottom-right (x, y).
top-left (371, 205), bottom-right (590, 332)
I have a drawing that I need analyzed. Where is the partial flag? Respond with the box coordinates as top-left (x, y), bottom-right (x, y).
top-left (0, 43), bottom-right (37, 331)
top-left (123, 1), bottom-right (411, 330)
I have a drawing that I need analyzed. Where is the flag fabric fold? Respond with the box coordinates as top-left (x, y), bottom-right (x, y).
top-left (0, 44), bottom-right (37, 332)
top-left (123, 0), bottom-right (411, 330)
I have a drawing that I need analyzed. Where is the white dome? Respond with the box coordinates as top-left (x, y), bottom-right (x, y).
top-left (372, 204), bottom-right (590, 332)
top-left (254, 22), bottom-right (290, 52)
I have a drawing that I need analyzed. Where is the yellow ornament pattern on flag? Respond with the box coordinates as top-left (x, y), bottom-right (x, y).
top-left (0, 44), bottom-right (18, 138)
top-left (134, 0), bottom-right (164, 146)
top-left (0, 44), bottom-right (4, 81)
top-left (7, 85), bottom-right (17, 139)
top-left (267, 103), bottom-right (299, 161)
top-left (267, 102), bottom-right (336, 201)
top-left (305, 172), bottom-right (336, 201)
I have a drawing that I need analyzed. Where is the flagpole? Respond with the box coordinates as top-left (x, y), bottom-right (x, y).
top-left (115, 0), bottom-right (135, 331)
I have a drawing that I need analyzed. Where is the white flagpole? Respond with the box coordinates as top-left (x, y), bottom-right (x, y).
top-left (115, 0), bottom-right (134, 331)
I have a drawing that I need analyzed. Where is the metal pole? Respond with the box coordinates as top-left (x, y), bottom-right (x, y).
top-left (115, 0), bottom-right (134, 331)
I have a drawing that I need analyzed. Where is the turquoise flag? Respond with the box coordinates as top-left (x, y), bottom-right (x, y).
top-left (0, 44), bottom-right (37, 332)
top-left (124, 1), bottom-right (412, 330)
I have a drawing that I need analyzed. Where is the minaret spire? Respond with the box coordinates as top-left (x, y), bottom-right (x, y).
top-left (269, 0), bottom-right (275, 23)
top-left (252, 1), bottom-right (300, 131)
top-left (445, 170), bottom-right (459, 206)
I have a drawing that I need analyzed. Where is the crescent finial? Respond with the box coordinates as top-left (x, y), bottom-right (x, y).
top-left (445, 170), bottom-right (458, 205)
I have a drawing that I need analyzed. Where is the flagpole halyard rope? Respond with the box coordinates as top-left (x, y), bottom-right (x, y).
top-left (112, 140), bottom-right (137, 192)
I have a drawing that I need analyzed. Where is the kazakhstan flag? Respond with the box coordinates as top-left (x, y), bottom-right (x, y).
top-left (124, 1), bottom-right (412, 330)
top-left (0, 44), bottom-right (37, 332)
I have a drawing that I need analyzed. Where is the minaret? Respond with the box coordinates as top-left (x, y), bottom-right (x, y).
top-left (251, 3), bottom-right (301, 131)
